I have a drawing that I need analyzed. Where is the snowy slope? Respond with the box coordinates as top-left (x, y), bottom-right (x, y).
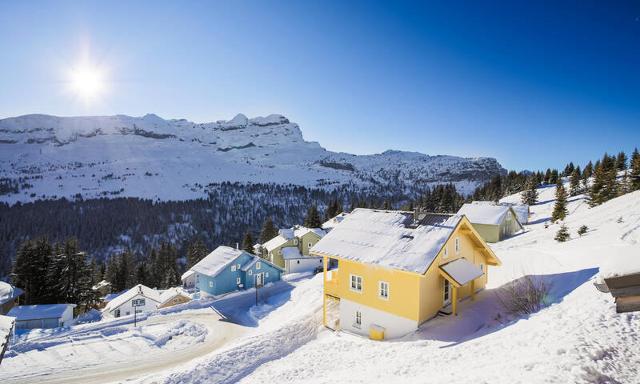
top-left (141, 186), bottom-right (640, 384)
top-left (0, 113), bottom-right (504, 203)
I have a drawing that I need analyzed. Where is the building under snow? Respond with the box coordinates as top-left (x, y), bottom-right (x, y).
top-left (457, 202), bottom-right (524, 242)
top-left (259, 225), bottom-right (326, 273)
top-left (103, 284), bottom-right (162, 318)
top-left (8, 304), bottom-right (76, 329)
top-left (0, 282), bottom-right (24, 315)
top-left (187, 246), bottom-right (283, 297)
top-left (311, 208), bottom-right (500, 340)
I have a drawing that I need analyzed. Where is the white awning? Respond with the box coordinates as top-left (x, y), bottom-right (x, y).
top-left (439, 258), bottom-right (483, 287)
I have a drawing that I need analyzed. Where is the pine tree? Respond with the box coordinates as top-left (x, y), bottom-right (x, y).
top-left (569, 168), bottom-right (582, 196)
top-left (521, 178), bottom-right (539, 205)
top-left (544, 168), bottom-right (552, 184)
top-left (157, 242), bottom-right (179, 288)
top-left (577, 225), bottom-right (588, 236)
top-left (616, 151), bottom-right (628, 171)
top-left (104, 255), bottom-right (120, 291)
top-left (186, 238), bottom-right (208, 269)
top-left (630, 148), bottom-right (640, 191)
top-left (601, 153), bottom-right (618, 202)
top-left (242, 232), bottom-right (254, 253)
top-left (555, 224), bottom-right (570, 242)
top-left (549, 169), bottom-right (559, 185)
top-left (12, 237), bottom-right (51, 304)
top-left (551, 181), bottom-right (568, 222)
top-left (304, 205), bottom-right (322, 228)
top-left (588, 161), bottom-right (606, 207)
top-left (259, 217), bottom-right (278, 243)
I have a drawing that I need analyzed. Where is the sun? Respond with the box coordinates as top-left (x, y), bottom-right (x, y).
top-left (69, 64), bottom-right (106, 100)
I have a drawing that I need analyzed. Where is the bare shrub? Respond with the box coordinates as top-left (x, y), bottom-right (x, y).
top-left (497, 275), bottom-right (552, 316)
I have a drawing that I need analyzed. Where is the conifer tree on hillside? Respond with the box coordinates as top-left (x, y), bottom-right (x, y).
top-left (521, 178), bottom-right (539, 205)
top-left (324, 199), bottom-right (342, 221)
top-left (158, 242), bottom-right (179, 288)
top-left (12, 237), bottom-right (51, 304)
top-left (630, 148), bottom-right (640, 191)
top-left (563, 162), bottom-right (575, 177)
top-left (242, 232), bottom-right (254, 253)
top-left (588, 161), bottom-right (606, 207)
top-left (616, 151), bottom-right (628, 171)
top-left (582, 161), bottom-right (593, 189)
top-left (544, 169), bottom-right (552, 184)
top-left (304, 205), bottom-right (322, 228)
top-left (551, 181), bottom-right (568, 222)
top-left (601, 153), bottom-right (619, 202)
top-left (259, 217), bottom-right (278, 243)
top-left (569, 168), bottom-right (582, 197)
top-left (549, 169), bottom-right (560, 185)
top-left (186, 238), bottom-right (208, 269)
top-left (104, 255), bottom-right (119, 292)
top-left (555, 224), bottom-right (570, 242)
top-left (51, 238), bottom-right (96, 309)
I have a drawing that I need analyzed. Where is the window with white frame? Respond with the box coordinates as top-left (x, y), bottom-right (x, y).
top-left (236, 277), bottom-right (241, 285)
top-left (237, 263), bottom-right (241, 270)
top-left (256, 261), bottom-right (261, 270)
top-left (248, 270), bottom-right (253, 276)
top-left (350, 274), bottom-right (363, 292)
top-left (209, 281), bottom-right (213, 288)
top-left (132, 298), bottom-right (146, 307)
top-left (455, 237), bottom-right (461, 254)
top-left (231, 265), bottom-right (236, 272)
top-left (379, 281), bottom-right (389, 299)
top-left (355, 311), bottom-right (362, 328)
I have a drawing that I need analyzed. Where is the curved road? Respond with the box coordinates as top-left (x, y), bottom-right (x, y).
top-left (2, 310), bottom-right (246, 384)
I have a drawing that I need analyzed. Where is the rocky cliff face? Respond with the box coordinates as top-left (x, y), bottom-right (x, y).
top-left (0, 113), bottom-right (505, 203)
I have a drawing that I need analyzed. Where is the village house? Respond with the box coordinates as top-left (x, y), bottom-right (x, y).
top-left (181, 270), bottom-right (197, 289)
top-left (103, 284), bottom-right (162, 318)
top-left (0, 281), bottom-right (24, 315)
top-left (188, 246), bottom-right (283, 297)
top-left (259, 225), bottom-right (326, 273)
top-left (8, 304), bottom-right (76, 329)
top-left (457, 202), bottom-right (524, 242)
top-left (158, 287), bottom-right (192, 309)
top-left (311, 208), bottom-right (500, 340)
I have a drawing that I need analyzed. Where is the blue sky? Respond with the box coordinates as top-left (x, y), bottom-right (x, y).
top-left (1, 1), bottom-right (639, 170)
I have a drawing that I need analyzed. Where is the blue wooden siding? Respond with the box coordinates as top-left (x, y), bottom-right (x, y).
top-left (196, 254), bottom-right (282, 296)
top-left (244, 260), bottom-right (282, 289)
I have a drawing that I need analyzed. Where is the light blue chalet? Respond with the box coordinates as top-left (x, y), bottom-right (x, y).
top-left (190, 246), bottom-right (283, 296)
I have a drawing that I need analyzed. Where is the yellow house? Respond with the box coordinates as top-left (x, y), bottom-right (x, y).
top-left (310, 208), bottom-right (500, 340)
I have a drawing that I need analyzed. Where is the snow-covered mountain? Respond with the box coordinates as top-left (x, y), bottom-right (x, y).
top-left (0, 113), bottom-right (505, 203)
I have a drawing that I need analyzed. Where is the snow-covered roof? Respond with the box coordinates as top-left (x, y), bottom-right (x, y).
top-left (0, 281), bottom-right (24, 305)
top-left (322, 213), bottom-right (348, 230)
top-left (158, 287), bottom-right (191, 304)
top-left (294, 226), bottom-right (326, 238)
top-left (281, 247), bottom-right (303, 260)
top-left (311, 208), bottom-right (463, 274)
top-left (7, 304), bottom-right (76, 321)
top-left (263, 235), bottom-right (290, 252)
top-left (104, 284), bottom-right (161, 313)
top-left (439, 258), bottom-right (484, 286)
top-left (457, 203), bottom-right (517, 226)
top-left (600, 247), bottom-right (640, 279)
top-left (191, 246), bottom-right (247, 277)
top-left (279, 228), bottom-right (295, 240)
top-left (181, 270), bottom-right (196, 281)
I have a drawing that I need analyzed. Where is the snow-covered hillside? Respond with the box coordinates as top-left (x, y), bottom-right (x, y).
top-left (0, 113), bottom-right (504, 203)
top-left (143, 184), bottom-right (640, 384)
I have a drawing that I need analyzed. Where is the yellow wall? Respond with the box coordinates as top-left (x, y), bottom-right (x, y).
top-left (330, 258), bottom-right (422, 321)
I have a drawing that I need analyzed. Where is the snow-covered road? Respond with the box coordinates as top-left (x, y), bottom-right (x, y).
top-left (0, 309), bottom-right (246, 384)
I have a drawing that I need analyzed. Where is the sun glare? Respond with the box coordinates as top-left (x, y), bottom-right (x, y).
top-left (69, 64), bottom-right (106, 101)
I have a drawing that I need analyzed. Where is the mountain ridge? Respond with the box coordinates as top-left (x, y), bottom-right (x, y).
top-left (0, 113), bottom-right (505, 204)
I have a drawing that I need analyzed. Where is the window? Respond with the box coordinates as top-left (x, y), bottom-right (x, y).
top-left (237, 263), bottom-right (241, 270)
top-left (379, 281), bottom-right (389, 300)
top-left (355, 311), bottom-right (362, 328)
top-left (231, 265), bottom-right (236, 272)
top-left (443, 279), bottom-right (450, 303)
top-left (480, 264), bottom-right (484, 273)
top-left (114, 309), bottom-right (120, 318)
top-left (266, 272), bottom-right (269, 278)
top-left (256, 261), bottom-right (261, 270)
top-left (248, 270), bottom-right (253, 276)
top-left (455, 237), bottom-right (461, 254)
top-left (308, 242), bottom-right (313, 249)
top-left (350, 274), bottom-right (363, 292)
top-left (236, 277), bottom-right (241, 285)
top-left (209, 281), bottom-right (213, 288)
top-left (132, 298), bottom-right (146, 307)
top-left (444, 245), bottom-right (448, 258)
